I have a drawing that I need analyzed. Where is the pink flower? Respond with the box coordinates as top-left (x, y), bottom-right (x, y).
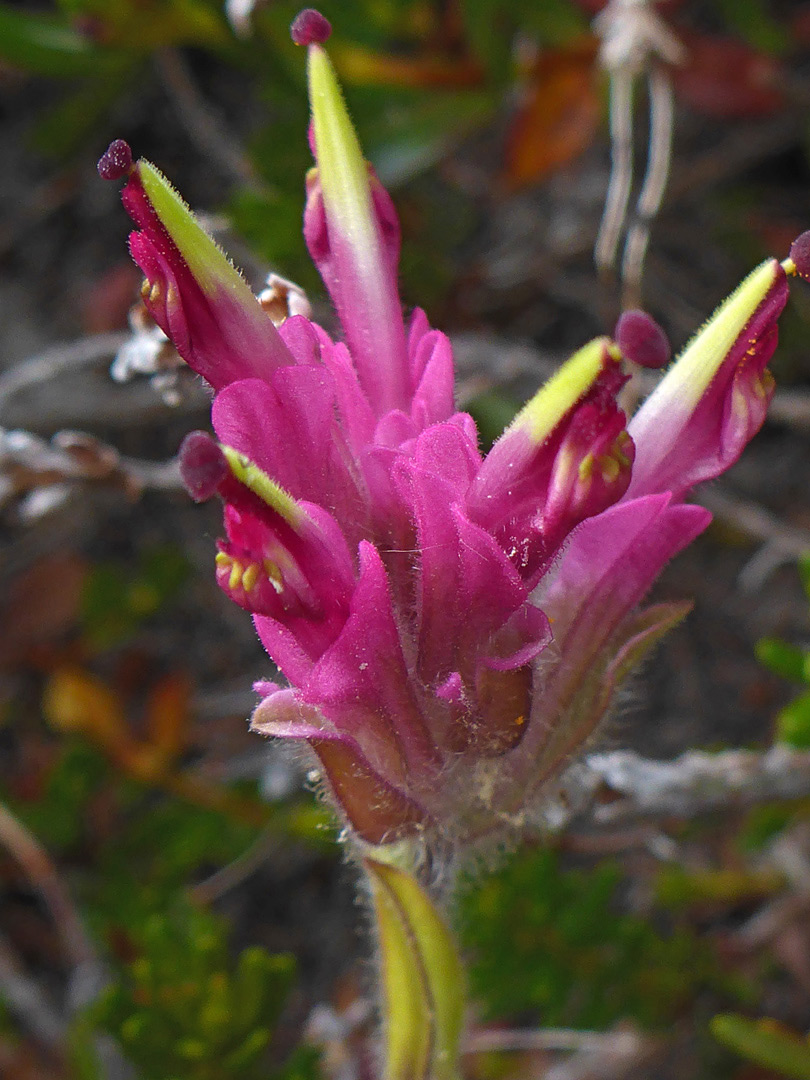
top-left (99, 19), bottom-right (809, 852)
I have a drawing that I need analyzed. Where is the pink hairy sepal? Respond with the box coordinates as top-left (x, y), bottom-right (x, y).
top-left (120, 163), bottom-right (294, 390)
top-left (251, 692), bottom-right (429, 844)
top-left (627, 263), bottom-right (786, 500)
top-left (468, 356), bottom-right (633, 583)
top-left (303, 165), bottom-right (410, 416)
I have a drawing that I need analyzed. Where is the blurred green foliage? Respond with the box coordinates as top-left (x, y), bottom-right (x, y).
top-left (81, 543), bottom-right (190, 651)
top-left (0, 0), bottom-right (591, 304)
top-left (740, 801), bottom-right (802, 852)
top-left (458, 846), bottom-right (722, 1030)
top-left (714, 0), bottom-right (789, 54)
top-left (3, 736), bottom-right (332, 934)
top-left (756, 553), bottom-right (810, 748)
top-left (88, 904), bottom-right (299, 1080)
top-left (655, 864), bottom-right (782, 909)
top-left (712, 1014), bottom-right (810, 1079)
top-left (0, 730), bottom-right (331, 1076)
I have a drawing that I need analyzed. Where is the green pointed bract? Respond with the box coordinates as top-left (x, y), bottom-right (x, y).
top-left (305, 42), bottom-right (410, 413)
top-left (221, 446), bottom-right (305, 527)
top-left (137, 160), bottom-right (259, 304)
top-left (366, 859), bottom-right (465, 1080)
top-left (307, 45), bottom-right (381, 300)
top-left (712, 1014), bottom-right (810, 1079)
top-left (510, 337), bottom-right (617, 444)
top-left (660, 258), bottom-right (781, 409)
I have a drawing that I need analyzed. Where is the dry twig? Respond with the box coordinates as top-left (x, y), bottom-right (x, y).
top-left (593, 0), bottom-right (685, 305)
top-left (0, 334), bottom-right (128, 415)
top-left (545, 746), bottom-right (810, 833)
top-left (0, 934), bottom-right (66, 1049)
top-left (155, 48), bottom-right (268, 193)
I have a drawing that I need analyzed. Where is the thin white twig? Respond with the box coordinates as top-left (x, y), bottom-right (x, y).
top-left (0, 333), bottom-right (128, 415)
top-left (0, 802), bottom-right (96, 971)
top-left (596, 69), bottom-right (635, 275)
top-left (188, 828), bottom-right (278, 905)
top-left (155, 48), bottom-right (269, 194)
top-left (621, 67), bottom-right (675, 305)
top-left (465, 1027), bottom-right (639, 1054)
top-left (0, 934), bottom-right (66, 1049)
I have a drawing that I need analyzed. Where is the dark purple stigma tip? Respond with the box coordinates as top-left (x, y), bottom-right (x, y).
top-left (97, 139), bottom-right (133, 181)
top-left (789, 231), bottom-right (810, 281)
top-left (614, 310), bottom-right (671, 370)
top-left (179, 431), bottom-right (228, 502)
top-left (290, 8), bottom-right (331, 46)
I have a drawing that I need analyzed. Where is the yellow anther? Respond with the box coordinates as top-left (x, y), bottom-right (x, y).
top-left (754, 370), bottom-right (775, 400)
top-left (578, 454), bottom-right (594, 482)
top-left (613, 433), bottom-right (633, 469)
top-left (215, 552), bottom-right (230, 568)
top-left (600, 455), bottom-right (621, 483)
top-left (228, 560), bottom-right (243, 592)
top-left (242, 563), bottom-right (260, 593)
top-left (782, 257), bottom-right (797, 276)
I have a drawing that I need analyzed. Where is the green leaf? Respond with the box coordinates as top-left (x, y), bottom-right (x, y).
top-left (756, 638), bottom-right (810, 684)
top-left (67, 1017), bottom-right (106, 1080)
top-left (714, 0), bottom-right (789, 55)
top-left (89, 902), bottom-right (296, 1080)
top-left (459, 847), bottom-right (722, 1029)
top-left (360, 89), bottom-right (493, 186)
top-left (520, 0), bottom-right (588, 46)
top-left (366, 858), bottom-right (465, 1080)
top-left (0, 4), bottom-right (123, 76)
top-left (81, 545), bottom-right (190, 650)
top-left (712, 1014), bottom-right (810, 1078)
top-left (466, 391), bottom-right (521, 449)
top-left (777, 690), bottom-right (810, 749)
top-left (271, 1045), bottom-right (322, 1080)
top-left (30, 72), bottom-right (135, 160)
top-left (457, 0), bottom-right (514, 82)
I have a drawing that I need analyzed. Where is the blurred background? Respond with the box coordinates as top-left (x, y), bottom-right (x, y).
top-left (3, 1), bottom-right (810, 1077)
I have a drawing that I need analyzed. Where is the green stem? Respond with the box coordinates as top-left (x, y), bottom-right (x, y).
top-left (364, 852), bottom-right (465, 1080)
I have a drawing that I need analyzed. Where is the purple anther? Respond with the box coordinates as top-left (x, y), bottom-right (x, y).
top-left (97, 139), bottom-right (133, 181)
top-left (789, 231), bottom-right (810, 282)
top-left (290, 8), bottom-right (331, 46)
top-left (179, 431), bottom-right (228, 502)
top-left (615, 310), bottom-right (671, 370)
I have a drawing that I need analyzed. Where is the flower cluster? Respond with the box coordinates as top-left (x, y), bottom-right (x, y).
top-left (99, 10), bottom-right (810, 854)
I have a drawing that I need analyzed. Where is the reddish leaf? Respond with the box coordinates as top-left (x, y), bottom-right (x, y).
top-left (334, 44), bottom-right (484, 89)
top-left (792, 5), bottom-right (810, 45)
top-left (504, 39), bottom-right (600, 189)
top-left (144, 670), bottom-right (191, 765)
top-left (0, 554), bottom-right (86, 666)
top-left (42, 665), bottom-right (126, 746)
top-left (673, 33), bottom-right (785, 118)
